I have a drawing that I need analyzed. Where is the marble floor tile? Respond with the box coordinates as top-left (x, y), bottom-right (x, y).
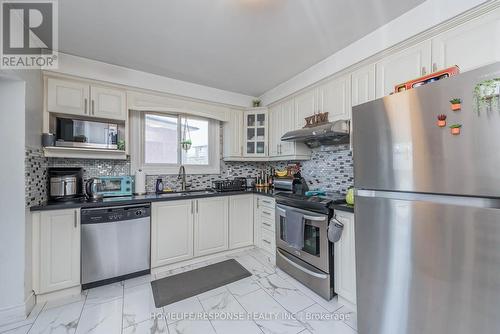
top-left (122, 318), bottom-right (168, 334)
top-left (162, 297), bottom-right (204, 325)
top-left (123, 275), bottom-right (153, 290)
top-left (283, 277), bottom-right (343, 313)
top-left (225, 277), bottom-right (261, 298)
top-left (237, 289), bottom-right (305, 334)
top-left (235, 255), bottom-right (275, 279)
top-left (28, 301), bottom-right (84, 334)
top-left (84, 283), bottom-right (123, 306)
top-left (44, 293), bottom-right (86, 311)
top-left (195, 286), bottom-right (228, 301)
top-left (123, 283), bottom-right (163, 328)
top-left (258, 274), bottom-right (315, 314)
top-left (337, 306), bottom-right (357, 331)
top-left (75, 299), bottom-right (122, 334)
top-left (199, 290), bottom-right (261, 334)
top-left (1, 324), bottom-right (32, 334)
top-left (167, 319), bottom-right (215, 334)
top-left (0, 303), bottom-right (44, 333)
top-left (294, 304), bottom-right (357, 334)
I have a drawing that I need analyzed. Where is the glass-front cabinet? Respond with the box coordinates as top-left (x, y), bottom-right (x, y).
top-left (243, 108), bottom-right (268, 157)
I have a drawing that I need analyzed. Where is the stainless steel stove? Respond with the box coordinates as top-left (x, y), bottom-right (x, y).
top-left (274, 191), bottom-right (346, 301)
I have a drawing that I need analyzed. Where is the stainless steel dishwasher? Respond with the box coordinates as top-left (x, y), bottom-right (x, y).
top-left (81, 204), bottom-right (151, 289)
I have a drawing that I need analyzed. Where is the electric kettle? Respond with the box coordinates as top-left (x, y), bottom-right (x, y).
top-left (85, 178), bottom-right (103, 200)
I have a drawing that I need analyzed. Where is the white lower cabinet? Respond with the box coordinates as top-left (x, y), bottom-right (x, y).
top-left (334, 211), bottom-right (357, 306)
top-left (254, 195), bottom-right (276, 255)
top-left (194, 197), bottom-right (229, 256)
top-left (32, 209), bottom-right (80, 295)
top-left (229, 195), bottom-right (254, 249)
top-left (151, 200), bottom-right (194, 268)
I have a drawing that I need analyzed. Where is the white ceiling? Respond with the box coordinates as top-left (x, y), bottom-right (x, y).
top-left (59, 0), bottom-right (425, 97)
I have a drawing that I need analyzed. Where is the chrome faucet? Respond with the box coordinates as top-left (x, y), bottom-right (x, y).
top-left (178, 165), bottom-right (188, 191)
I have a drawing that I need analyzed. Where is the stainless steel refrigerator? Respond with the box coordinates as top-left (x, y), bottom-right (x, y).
top-left (352, 62), bottom-right (500, 334)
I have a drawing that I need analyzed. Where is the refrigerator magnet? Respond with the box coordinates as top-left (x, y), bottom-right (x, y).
top-left (449, 124), bottom-right (462, 135)
top-left (450, 98), bottom-right (462, 111)
top-left (437, 114), bottom-right (447, 127)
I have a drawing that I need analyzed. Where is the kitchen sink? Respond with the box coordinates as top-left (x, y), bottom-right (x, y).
top-left (156, 189), bottom-right (216, 197)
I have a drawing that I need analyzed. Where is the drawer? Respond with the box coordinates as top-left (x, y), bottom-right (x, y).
top-left (260, 228), bottom-right (276, 254)
top-left (261, 217), bottom-right (275, 232)
top-left (260, 206), bottom-right (275, 220)
top-left (257, 196), bottom-right (275, 209)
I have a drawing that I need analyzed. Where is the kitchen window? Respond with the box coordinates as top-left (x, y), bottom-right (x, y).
top-left (131, 112), bottom-right (220, 175)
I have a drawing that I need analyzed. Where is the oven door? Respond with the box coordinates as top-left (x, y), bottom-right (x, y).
top-left (276, 204), bottom-right (330, 273)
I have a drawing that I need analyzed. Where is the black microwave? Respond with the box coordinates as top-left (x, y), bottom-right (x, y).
top-left (56, 118), bottom-right (118, 150)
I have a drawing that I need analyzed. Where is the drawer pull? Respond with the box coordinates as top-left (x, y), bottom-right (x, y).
top-left (262, 211), bottom-right (272, 216)
top-left (262, 239), bottom-right (271, 245)
top-left (263, 222), bottom-right (272, 227)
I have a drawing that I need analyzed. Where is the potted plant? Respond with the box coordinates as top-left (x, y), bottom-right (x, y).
top-left (450, 98), bottom-right (462, 111)
top-left (180, 138), bottom-right (192, 151)
top-left (252, 99), bottom-right (261, 108)
top-left (449, 124), bottom-right (462, 135)
top-left (437, 114), bottom-right (447, 127)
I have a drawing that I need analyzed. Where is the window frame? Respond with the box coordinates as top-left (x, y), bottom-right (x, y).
top-left (131, 111), bottom-right (220, 175)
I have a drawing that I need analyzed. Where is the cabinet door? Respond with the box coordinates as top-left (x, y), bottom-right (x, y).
top-left (280, 99), bottom-right (297, 156)
top-left (268, 104), bottom-right (281, 157)
top-left (223, 110), bottom-right (243, 159)
top-left (90, 85), bottom-right (127, 121)
top-left (334, 211), bottom-right (357, 305)
top-left (376, 41), bottom-right (432, 98)
top-left (294, 88), bottom-right (317, 129)
top-left (194, 197), bottom-right (229, 256)
top-left (229, 195), bottom-right (254, 249)
top-left (38, 209), bottom-right (80, 293)
top-left (47, 78), bottom-right (90, 116)
top-left (352, 64), bottom-right (376, 107)
top-left (151, 200), bottom-right (194, 267)
top-left (432, 9), bottom-right (500, 73)
top-left (244, 108), bottom-right (268, 157)
top-left (318, 74), bottom-right (351, 122)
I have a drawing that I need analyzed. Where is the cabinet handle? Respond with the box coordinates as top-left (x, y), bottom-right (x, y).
top-left (92, 100), bottom-right (95, 115)
top-left (256, 198), bottom-right (260, 209)
top-left (74, 211), bottom-right (78, 228)
top-left (262, 211), bottom-right (271, 216)
top-left (432, 63), bottom-right (437, 72)
top-left (196, 200), bottom-right (199, 213)
top-left (191, 201), bottom-right (194, 214)
top-left (262, 239), bottom-right (271, 245)
top-left (84, 98), bottom-right (88, 114)
top-left (263, 222), bottom-right (272, 227)
top-left (421, 66), bottom-right (427, 76)
top-left (262, 200), bottom-right (272, 205)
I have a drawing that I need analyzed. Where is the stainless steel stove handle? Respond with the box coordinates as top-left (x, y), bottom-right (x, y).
top-left (277, 249), bottom-right (328, 279)
top-left (303, 214), bottom-right (327, 222)
top-left (276, 207), bottom-right (286, 214)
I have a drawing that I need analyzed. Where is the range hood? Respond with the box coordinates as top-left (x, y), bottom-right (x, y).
top-left (281, 119), bottom-right (350, 148)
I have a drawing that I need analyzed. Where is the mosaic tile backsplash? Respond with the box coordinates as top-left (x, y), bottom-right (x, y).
top-left (25, 144), bottom-right (354, 207)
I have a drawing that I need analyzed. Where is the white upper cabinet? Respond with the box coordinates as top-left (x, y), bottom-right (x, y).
top-left (317, 74), bottom-right (351, 121)
top-left (243, 108), bottom-right (268, 157)
top-left (268, 104), bottom-right (281, 157)
top-left (223, 109), bottom-right (244, 159)
top-left (194, 197), bottom-right (229, 257)
top-left (351, 64), bottom-right (376, 107)
top-left (229, 195), bottom-right (254, 249)
top-left (279, 99), bottom-right (297, 156)
top-left (432, 9), bottom-right (500, 73)
top-left (151, 200), bottom-right (194, 268)
top-left (294, 88), bottom-right (317, 129)
top-left (90, 85), bottom-right (127, 120)
top-left (47, 78), bottom-right (90, 116)
top-left (47, 77), bottom-right (127, 121)
top-left (376, 41), bottom-right (432, 98)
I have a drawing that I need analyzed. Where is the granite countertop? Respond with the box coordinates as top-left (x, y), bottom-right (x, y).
top-left (31, 188), bottom-right (276, 211)
top-left (331, 203), bottom-right (354, 213)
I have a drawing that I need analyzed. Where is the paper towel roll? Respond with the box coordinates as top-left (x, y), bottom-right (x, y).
top-left (134, 169), bottom-right (146, 195)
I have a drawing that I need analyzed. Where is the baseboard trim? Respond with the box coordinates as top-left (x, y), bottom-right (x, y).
top-left (35, 286), bottom-right (82, 304)
top-left (151, 246), bottom-right (255, 276)
top-left (0, 294), bottom-right (32, 327)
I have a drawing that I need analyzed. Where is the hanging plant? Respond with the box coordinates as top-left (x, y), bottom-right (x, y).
top-left (449, 124), bottom-right (462, 135)
top-left (473, 78), bottom-right (500, 114)
top-left (180, 117), bottom-right (192, 151)
top-left (436, 114), bottom-right (447, 127)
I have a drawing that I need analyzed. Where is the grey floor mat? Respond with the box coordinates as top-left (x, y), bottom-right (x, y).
top-left (150, 259), bottom-right (252, 307)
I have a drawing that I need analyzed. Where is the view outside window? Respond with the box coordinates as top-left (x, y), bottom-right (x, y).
top-left (144, 114), bottom-right (178, 164)
top-left (144, 114), bottom-right (209, 165)
top-left (182, 118), bottom-right (209, 165)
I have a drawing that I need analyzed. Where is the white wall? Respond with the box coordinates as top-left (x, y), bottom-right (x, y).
top-left (52, 53), bottom-right (256, 107)
top-left (0, 77), bottom-right (28, 325)
top-left (260, 0), bottom-right (489, 105)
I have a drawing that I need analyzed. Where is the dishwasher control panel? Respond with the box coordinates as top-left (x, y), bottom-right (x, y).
top-left (81, 204), bottom-right (151, 224)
